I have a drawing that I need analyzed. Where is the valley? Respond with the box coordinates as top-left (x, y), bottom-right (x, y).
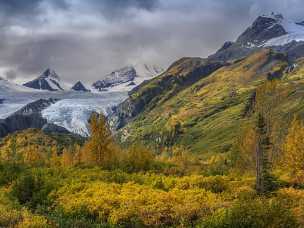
top-left (1, 8), bottom-right (304, 228)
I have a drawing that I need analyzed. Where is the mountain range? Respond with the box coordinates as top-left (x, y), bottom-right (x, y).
top-left (2, 13), bottom-right (304, 154)
top-left (21, 64), bottom-right (164, 92)
top-left (108, 13), bottom-right (304, 154)
top-left (0, 64), bottom-right (164, 137)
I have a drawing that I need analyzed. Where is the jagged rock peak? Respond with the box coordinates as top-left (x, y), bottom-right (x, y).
top-left (39, 68), bottom-right (60, 81)
top-left (71, 81), bottom-right (90, 92)
top-left (236, 13), bottom-right (287, 45)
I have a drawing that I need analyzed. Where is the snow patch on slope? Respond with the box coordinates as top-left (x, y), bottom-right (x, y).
top-left (265, 17), bottom-right (304, 46)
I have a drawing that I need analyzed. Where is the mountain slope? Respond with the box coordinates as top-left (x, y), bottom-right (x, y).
top-left (92, 64), bottom-right (164, 92)
top-left (71, 81), bottom-right (90, 92)
top-left (210, 13), bottom-right (304, 63)
top-left (109, 58), bottom-right (224, 129)
top-left (0, 77), bottom-right (34, 93)
top-left (110, 48), bottom-right (299, 154)
top-left (23, 69), bottom-right (65, 91)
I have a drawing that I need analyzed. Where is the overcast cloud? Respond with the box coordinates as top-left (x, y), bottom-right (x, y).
top-left (0, 0), bottom-right (303, 84)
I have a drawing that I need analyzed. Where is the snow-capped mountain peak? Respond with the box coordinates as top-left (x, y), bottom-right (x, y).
top-left (39, 68), bottom-right (60, 81)
top-left (92, 66), bottom-right (137, 91)
top-left (236, 12), bottom-right (304, 48)
top-left (264, 16), bottom-right (304, 47)
top-left (91, 64), bottom-right (164, 92)
top-left (261, 12), bottom-right (284, 22)
top-left (71, 81), bottom-right (90, 92)
top-left (23, 68), bottom-right (65, 91)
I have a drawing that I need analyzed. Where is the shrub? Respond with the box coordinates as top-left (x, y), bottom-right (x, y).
top-left (11, 170), bottom-right (54, 210)
top-left (0, 162), bottom-right (24, 186)
top-left (55, 181), bottom-right (222, 227)
top-left (121, 145), bottom-right (155, 172)
top-left (201, 198), bottom-right (298, 228)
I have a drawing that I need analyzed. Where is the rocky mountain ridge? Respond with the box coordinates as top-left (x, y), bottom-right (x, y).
top-left (23, 68), bottom-right (65, 91)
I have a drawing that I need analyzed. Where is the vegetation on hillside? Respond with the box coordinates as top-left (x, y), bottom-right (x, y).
top-left (0, 101), bottom-right (304, 227)
top-left (0, 49), bottom-right (304, 227)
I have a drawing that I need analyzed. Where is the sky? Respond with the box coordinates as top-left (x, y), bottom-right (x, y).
top-left (0, 0), bottom-right (304, 84)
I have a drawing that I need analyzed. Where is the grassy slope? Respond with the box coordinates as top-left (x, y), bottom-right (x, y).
top-left (118, 49), bottom-right (304, 155)
top-left (0, 129), bottom-right (83, 156)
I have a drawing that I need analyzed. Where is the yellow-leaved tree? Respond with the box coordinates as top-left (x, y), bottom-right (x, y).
top-left (81, 113), bottom-right (118, 168)
top-left (284, 117), bottom-right (304, 184)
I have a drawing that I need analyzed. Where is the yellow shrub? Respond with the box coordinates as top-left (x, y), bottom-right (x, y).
top-left (277, 188), bottom-right (304, 226)
top-left (55, 181), bottom-right (222, 227)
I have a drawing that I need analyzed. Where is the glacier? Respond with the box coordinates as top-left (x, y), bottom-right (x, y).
top-left (0, 79), bottom-right (128, 136)
top-left (0, 63), bottom-right (164, 137)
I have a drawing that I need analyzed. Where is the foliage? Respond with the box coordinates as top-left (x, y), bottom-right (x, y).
top-left (283, 117), bottom-right (304, 184)
top-left (11, 170), bottom-right (55, 210)
top-left (80, 113), bottom-right (119, 169)
top-left (202, 198), bottom-right (298, 228)
top-left (121, 145), bottom-right (155, 172)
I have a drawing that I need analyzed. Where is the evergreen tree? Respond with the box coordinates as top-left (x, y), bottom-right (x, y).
top-left (8, 135), bottom-right (18, 163)
top-left (256, 113), bottom-right (276, 194)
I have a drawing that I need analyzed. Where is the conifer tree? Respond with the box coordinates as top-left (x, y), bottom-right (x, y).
top-left (256, 113), bottom-right (276, 194)
top-left (81, 113), bottom-right (116, 167)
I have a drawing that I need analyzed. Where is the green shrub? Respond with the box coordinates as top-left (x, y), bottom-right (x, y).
top-left (202, 198), bottom-right (298, 228)
top-left (11, 170), bottom-right (54, 210)
top-left (0, 162), bottom-right (24, 186)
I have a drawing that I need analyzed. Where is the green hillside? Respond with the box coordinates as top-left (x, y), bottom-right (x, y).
top-left (114, 49), bottom-right (304, 157)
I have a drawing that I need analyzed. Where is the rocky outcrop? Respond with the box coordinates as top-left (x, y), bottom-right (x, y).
top-left (71, 81), bottom-right (90, 92)
top-left (92, 66), bottom-right (136, 90)
top-left (23, 68), bottom-right (64, 91)
top-left (15, 98), bottom-right (58, 115)
top-left (210, 14), bottom-right (288, 63)
top-left (0, 98), bottom-right (72, 138)
top-left (236, 14), bottom-right (286, 46)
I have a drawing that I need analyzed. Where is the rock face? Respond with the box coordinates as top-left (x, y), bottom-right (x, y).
top-left (236, 14), bottom-right (286, 46)
top-left (71, 81), bottom-right (90, 92)
top-left (92, 66), bottom-right (136, 90)
top-left (92, 64), bottom-right (164, 91)
top-left (14, 98), bottom-right (59, 115)
top-left (210, 13), bottom-right (304, 63)
top-left (23, 69), bottom-right (64, 91)
top-left (0, 98), bottom-right (71, 138)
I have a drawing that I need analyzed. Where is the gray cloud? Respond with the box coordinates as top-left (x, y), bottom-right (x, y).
top-left (4, 69), bottom-right (17, 80)
top-left (0, 0), bottom-right (303, 84)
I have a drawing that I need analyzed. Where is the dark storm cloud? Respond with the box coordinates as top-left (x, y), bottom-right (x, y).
top-left (0, 0), bottom-right (43, 15)
top-left (0, 0), bottom-right (303, 84)
top-left (89, 0), bottom-right (159, 13)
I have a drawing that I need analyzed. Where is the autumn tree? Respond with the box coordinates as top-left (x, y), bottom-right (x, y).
top-left (283, 117), bottom-right (304, 184)
top-left (234, 126), bottom-right (257, 172)
top-left (61, 148), bottom-right (74, 167)
top-left (248, 80), bottom-right (281, 193)
top-left (23, 145), bottom-right (44, 166)
top-left (81, 113), bottom-right (117, 168)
